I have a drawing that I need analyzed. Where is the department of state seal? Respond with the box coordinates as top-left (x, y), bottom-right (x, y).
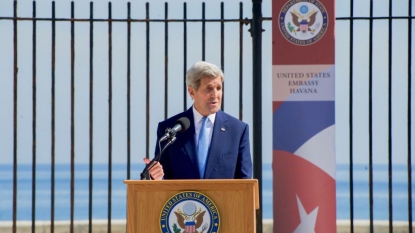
top-left (160, 191), bottom-right (220, 233)
top-left (279, 0), bottom-right (329, 46)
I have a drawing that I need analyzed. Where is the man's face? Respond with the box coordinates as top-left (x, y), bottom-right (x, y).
top-left (188, 76), bottom-right (223, 116)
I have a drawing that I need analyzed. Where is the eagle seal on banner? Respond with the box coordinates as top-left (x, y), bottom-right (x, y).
top-left (290, 8), bottom-right (318, 33)
top-left (278, 0), bottom-right (329, 46)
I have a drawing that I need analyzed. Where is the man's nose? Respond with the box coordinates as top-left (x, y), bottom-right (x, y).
top-left (211, 89), bottom-right (220, 97)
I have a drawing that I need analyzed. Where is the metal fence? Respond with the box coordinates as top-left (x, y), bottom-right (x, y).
top-left (0, 0), bottom-right (414, 233)
top-left (1, 0), bottom-right (265, 233)
top-left (336, 1), bottom-right (413, 232)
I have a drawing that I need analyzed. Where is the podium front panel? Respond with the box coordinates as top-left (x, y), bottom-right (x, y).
top-left (124, 179), bottom-right (258, 233)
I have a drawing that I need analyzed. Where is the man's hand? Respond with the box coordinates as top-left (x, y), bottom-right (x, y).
top-left (143, 158), bottom-right (164, 180)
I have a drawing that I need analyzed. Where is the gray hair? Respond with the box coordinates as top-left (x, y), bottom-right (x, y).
top-left (186, 61), bottom-right (224, 90)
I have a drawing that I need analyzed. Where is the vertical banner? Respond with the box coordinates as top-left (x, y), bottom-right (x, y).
top-left (272, 0), bottom-right (336, 232)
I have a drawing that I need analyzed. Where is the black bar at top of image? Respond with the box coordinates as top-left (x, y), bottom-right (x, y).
top-left (88, 2), bottom-right (94, 233)
top-left (348, 0), bottom-right (355, 232)
top-left (0, 16), bottom-right (258, 23)
top-left (31, 2), bottom-right (37, 233)
top-left (3, 12), bottom-right (415, 23)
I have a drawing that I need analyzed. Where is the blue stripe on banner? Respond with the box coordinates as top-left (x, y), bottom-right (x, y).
top-left (273, 101), bottom-right (335, 153)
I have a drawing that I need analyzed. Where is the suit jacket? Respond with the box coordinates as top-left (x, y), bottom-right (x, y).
top-left (155, 107), bottom-right (252, 179)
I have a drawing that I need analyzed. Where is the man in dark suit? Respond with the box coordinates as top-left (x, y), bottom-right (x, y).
top-left (143, 61), bottom-right (252, 179)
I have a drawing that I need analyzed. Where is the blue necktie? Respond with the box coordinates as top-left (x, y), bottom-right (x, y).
top-left (197, 116), bottom-right (209, 178)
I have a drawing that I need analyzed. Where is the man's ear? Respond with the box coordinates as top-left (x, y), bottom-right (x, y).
top-left (188, 86), bottom-right (195, 99)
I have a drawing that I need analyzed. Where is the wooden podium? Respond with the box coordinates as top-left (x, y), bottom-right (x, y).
top-left (124, 179), bottom-right (259, 233)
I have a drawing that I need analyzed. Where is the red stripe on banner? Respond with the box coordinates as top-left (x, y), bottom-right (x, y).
top-left (273, 150), bottom-right (336, 233)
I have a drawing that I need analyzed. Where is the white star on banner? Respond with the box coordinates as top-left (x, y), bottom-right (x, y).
top-left (293, 195), bottom-right (319, 233)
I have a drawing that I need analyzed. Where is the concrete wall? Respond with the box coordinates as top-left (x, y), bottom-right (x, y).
top-left (1, 219), bottom-right (414, 233)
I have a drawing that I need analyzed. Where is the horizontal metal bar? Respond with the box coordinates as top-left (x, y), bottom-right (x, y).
top-left (337, 16), bottom-right (415, 20)
top-left (0, 17), bottom-right (252, 23)
top-left (3, 15), bottom-right (414, 23)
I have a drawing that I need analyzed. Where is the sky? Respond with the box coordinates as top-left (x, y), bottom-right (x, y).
top-left (0, 0), bottom-right (413, 166)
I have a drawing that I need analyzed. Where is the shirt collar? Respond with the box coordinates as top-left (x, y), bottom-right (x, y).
top-left (192, 105), bottom-right (216, 126)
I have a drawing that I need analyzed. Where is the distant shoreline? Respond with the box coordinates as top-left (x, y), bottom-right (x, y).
top-left (0, 219), bottom-right (413, 226)
top-left (1, 163), bottom-right (413, 221)
top-left (0, 219), bottom-right (413, 233)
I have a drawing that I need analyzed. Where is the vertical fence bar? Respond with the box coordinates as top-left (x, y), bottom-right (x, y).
top-left (238, 2), bottom-right (243, 121)
top-left (107, 2), bottom-right (113, 233)
top-left (183, 2), bottom-right (187, 111)
top-left (202, 2), bottom-right (205, 61)
top-left (164, 2), bottom-right (168, 119)
top-left (31, 1), bottom-right (37, 233)
top-left (88, 2), bottom-right (94, 233)
top-left (70, 2), bottom-right (76, 233)
top-left (220, 2), bottom-right (224, 111)
top-left (348, 0), bottom-right (355, 232)
top-left (145, 2), bottom-right (150, 158)
top-left (251, 0), bottom-right (263, 232)
top-left (387, 1), bottom-right (393, 232)
top-left (12, 1), bottom-right (18, 232)
top-left (126, 2), bottom-right (131, 180)
top-left (368, 1), bottom-right (374, 232)
top-left (407, 1), bottom-right (413, 232)
top-left (50, 2), bottom-right (56, 233)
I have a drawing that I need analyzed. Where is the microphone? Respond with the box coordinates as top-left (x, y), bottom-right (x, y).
top-left (140, 117), bottom-right (190, 180)
top-left (159, 117), bottom-right (191, 142)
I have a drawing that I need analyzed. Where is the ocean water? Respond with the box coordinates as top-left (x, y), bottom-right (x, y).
top-left (0, 163), bottom-right (413, 221)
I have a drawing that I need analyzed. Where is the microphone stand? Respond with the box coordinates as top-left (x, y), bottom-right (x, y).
top-left (140, 136), bottom-right (177, 180)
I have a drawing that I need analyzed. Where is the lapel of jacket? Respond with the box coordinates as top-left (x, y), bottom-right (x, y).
top-left (204, 110), bottom-right (227, 178)
top-left (181, 108), bottom-right (199, 172)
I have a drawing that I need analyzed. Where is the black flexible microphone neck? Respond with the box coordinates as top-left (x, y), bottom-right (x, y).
top-left (140, 136), bottom-right (176, 180)
top-left (140, 117), bottom-right (190, 180)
